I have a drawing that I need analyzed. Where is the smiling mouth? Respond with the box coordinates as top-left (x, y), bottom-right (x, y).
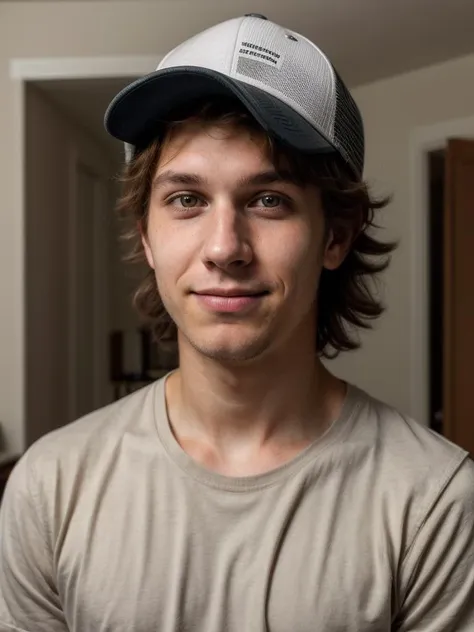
top-left (192, 290), bottom-right (269, 313)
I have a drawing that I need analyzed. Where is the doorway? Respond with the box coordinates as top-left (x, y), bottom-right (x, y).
top-left (427, 140), bottom-right (474, 455)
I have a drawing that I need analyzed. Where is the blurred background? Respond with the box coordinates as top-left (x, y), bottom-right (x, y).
top-left (1, 0), bottom-right (474, 485)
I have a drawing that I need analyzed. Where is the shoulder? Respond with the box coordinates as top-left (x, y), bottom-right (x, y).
top-left (8, 380), bottom-right (162, 503)
top-left (1, 379), bottom-right (168, 554)
top-left (33, 380), bottom-right (158, 453)
top-left (346, 386), bottom-right (472, 550)
top-left (350, 385), bottom-right (469, 484)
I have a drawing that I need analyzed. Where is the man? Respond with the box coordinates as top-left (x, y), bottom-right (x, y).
top-left (1, 14), bottom-right (473, 632)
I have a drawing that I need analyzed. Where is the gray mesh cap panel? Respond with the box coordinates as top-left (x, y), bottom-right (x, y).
top-left (333, 74), bottom-right (364, 177)
top-left (231, 19), bottom-right (337, 144)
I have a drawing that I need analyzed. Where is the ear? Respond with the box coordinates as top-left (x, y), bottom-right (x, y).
top-left (140, 221), bottom-right (155, 270)
top-left (322, 228), bottom-right (352, 271)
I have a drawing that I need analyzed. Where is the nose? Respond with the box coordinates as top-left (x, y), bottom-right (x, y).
top-left (201, 204), bottom-right (253, 271)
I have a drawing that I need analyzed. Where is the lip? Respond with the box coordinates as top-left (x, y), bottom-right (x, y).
top-left (192, 288), bottom-right (268, 313)
top-left (194, 287), bottom-right (267, 297)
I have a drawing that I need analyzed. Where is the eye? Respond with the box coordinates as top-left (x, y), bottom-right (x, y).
top-left (250, 193), bottom-right (292, 214)
top-left (260, 194), bottom-right (281, 208)
top-left (174, 194), bottom-right (200, 208)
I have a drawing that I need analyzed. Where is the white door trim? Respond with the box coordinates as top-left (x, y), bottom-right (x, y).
top-left (9, 55), bottom-right (159, 80)
top-left (409, 114), bottom-right (474, 426)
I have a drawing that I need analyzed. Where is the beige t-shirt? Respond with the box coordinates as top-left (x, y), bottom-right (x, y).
top-left (1, 376), bottom-right (473, 632)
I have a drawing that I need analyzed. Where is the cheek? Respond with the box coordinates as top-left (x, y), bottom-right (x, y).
top-left (146, 238), bottom-right (183, 313)
top-left (267, 224), bottom-right (322, 294)
top-left (145, 220), bottom-right (194, 289)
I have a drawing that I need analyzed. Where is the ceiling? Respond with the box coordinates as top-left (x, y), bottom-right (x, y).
top-left (31, 0), bottom-right (474, 160)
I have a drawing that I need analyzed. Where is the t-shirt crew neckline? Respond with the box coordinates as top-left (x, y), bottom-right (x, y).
top-left (153, 373), bottom-right (363, 493)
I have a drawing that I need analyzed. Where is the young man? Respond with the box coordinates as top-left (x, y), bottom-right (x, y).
top-left (1, 14), bottom-right (473, 632)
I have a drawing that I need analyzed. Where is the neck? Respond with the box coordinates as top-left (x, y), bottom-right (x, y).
top-left (165, 326), bottom-right (346, 464)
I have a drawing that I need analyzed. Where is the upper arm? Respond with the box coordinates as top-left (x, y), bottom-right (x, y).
top-left (0, 454), bottom-right (68, 632)
top-left (394, 457), bottom-right (474, 631)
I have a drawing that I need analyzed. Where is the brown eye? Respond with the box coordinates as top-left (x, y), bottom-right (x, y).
top-left (261, 195), bottom-right (280, 208)
top-left (179, 195), bottom-right (199, 208)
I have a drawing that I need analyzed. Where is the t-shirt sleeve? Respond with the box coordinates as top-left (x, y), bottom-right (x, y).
top-left (394, 456), bottom-right (474, 631)
top-left (0, 453), bottom-right (68, 632)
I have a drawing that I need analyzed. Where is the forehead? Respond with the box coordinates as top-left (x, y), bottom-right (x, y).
top-left (156, 120), bottom-right (273, 171)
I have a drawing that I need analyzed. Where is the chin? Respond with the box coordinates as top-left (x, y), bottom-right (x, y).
top-left (187, 331), bottom-right (273, 365)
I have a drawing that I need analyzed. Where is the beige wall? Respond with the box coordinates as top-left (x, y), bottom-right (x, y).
top-left (2, 2), bottom-right (474, 455)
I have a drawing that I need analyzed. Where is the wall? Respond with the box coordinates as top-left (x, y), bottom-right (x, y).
top-left (2, 2), bottom-right (474, 455)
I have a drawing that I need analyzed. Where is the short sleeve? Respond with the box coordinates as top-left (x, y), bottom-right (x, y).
top-left (0, 453), bottom-right (68, 631)
top-left (394, 457), bottom-right (474, 631)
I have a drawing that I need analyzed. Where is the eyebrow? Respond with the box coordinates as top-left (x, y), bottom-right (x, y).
top-left (151, 169), bottom-right (298, 190)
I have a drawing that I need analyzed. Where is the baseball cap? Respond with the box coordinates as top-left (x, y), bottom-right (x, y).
top-left (104, 14), bottom-right (364, 178)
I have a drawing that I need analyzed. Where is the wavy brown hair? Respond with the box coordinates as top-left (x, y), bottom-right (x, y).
top-left (116, 99), bottom-right (396, 358)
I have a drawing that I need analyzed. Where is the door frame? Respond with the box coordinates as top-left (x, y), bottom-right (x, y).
top-left (9, 55), bottom-right (158, 454)
top-left (10, 56), bottom-right (159, 82)
top-left (409, 115), bottom-right (474, 426)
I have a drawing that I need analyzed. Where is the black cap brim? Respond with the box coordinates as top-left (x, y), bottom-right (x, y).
top-left (104, 67), bottom-right (337, 157)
